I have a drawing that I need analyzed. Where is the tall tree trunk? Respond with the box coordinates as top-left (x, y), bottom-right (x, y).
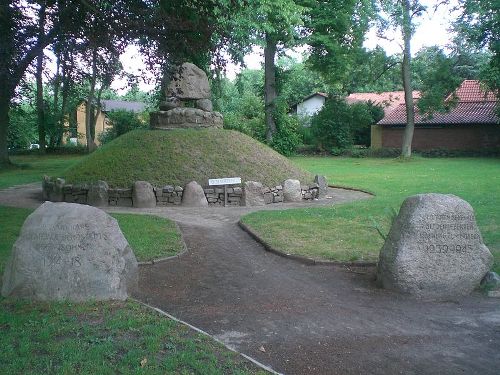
top-left (0, 93), bottom-right (10, 166)
top-left (91, 84), bottom-right (105, 143)
top-left (85, 48), bottom-right (98, 153)
top-left (36, 3), bottom-right (47, 153)
top-left (401, 0), bottom-right (415, 158)
top-left (51, 51), bottom-right (61, 146)
top-left (60, 67), bottom-right (70, 143)
top-left (264, 33), bottom-right (277, 143)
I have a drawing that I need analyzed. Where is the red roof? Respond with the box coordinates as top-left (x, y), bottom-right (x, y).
top-left (347, 91), bottom-right (420, 115)
top-left (378, 80), bottom-right (498, 126)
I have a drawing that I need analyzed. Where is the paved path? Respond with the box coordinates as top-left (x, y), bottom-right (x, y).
top-left (1, 183), bottom-right (499, 374)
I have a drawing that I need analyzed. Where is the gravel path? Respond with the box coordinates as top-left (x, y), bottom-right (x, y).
top-left (1, 183), bottom-right (499, 374)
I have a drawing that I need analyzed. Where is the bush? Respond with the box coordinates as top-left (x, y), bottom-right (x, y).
top-left (223, 112), bottom-right (266, 143)
top-left (271, 111), bottom-right (302, 156)
top-left (352, 101), bottom-right (384, 146)
top-left (310, 98), bottom-right (385, 152)
top-left (311, 98), bottom-right (354, 151)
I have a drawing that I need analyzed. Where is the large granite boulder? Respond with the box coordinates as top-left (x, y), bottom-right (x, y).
top-left (87, 180), bottom-right (109, 207)
top-left (1, 202), bottom-right (138, 301)
top-left (377, 193), bottom-right (493, 299)
top-left (182, 181), bottom-right (208, 207)
top-left (166, 62), bottom-right (211, 100)
top-left (243, 181), bottom-right (265, 206)
top-left (283, 179), bottom-right (302, 202)
top-left (132, 181), bottom-right (156, 208)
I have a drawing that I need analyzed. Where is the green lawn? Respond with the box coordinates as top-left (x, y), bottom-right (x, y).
top-left (0, 154), bottom-right (84, 189)
top-left (0, 299), bottom-right (264, 374)
top-left (242, 157), bottom-right (500, 273)
top-left (112, 213), bottom-right (184, 262)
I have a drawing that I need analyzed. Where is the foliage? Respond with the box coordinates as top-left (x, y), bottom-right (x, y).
top-left (99, 110), bottom-right (149, 144)
top-left (270, 102), bottom-right (302, 156)
top-left (311, 98), bottom-right (353, 150)
top-left (310, 98), bottom-right (383, 151)
top-left (455, 0), bottom-right (499, 91)
top-left (348, 47), bottom-right (403, 93)
top-left (276, 57), bottom-right (329, 106)
top-left (412, 46), bottom-right (489, 116)
top-left (351, 101), bottom-right (384, 146)
top-left (7, 103), bottom-right (37, 149)
top-left (242, 157), bottom-right (500, 271)
top-left (305, 0), bottom-right (376, 90)
top-left (217, 73), bottom-right (267, 142)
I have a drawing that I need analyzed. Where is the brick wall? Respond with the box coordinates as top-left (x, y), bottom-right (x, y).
top-left (380, 125), bottom-right (500, 150)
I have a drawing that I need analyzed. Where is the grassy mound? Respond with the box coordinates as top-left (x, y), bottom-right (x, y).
top-left (63, 129), bottom-right (313, 187)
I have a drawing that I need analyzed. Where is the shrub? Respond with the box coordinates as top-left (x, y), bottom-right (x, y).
top-left (223, 112), bottom-right (266, 143)
top-left (311, 98), bottom-right (354, 151)
top-left (271, 112), bottom-right (302, 156)
top-left (310, 98), bottom-right (384, 152)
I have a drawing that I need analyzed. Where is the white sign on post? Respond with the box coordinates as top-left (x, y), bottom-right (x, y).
top-left (208, 177), bottom-right (241, 186)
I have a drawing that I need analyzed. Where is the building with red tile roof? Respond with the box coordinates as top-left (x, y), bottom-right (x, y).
top-left (372, 80), bottom-right (499, 150)
top-left (346, 91), bottom-right (420, 116)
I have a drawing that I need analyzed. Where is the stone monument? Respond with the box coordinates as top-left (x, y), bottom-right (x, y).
top-left (150, 62), bottom-right (223, 130)
top-left (1, 202), bottom-right (138, 301)
top-left (377, 193), bottom-right (493, 299)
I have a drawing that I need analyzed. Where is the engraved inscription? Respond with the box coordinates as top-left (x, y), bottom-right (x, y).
top-left (416, 214), bottom-right (478, 255)
top-left (27, 223), bottom-right (106, 270)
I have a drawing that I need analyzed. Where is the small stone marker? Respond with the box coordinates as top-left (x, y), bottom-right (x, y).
top-left (283, 179), bottom-right (302, 202)
top-left (1, 202), bottom-right (138, 301)
top-left (314, 175), bottom-right (328, 198)
top-left (132, 181), bottom-right (156, 208)
top-left (243, 181), bottom-right (265, 206)
top-left (182, 181), bottom-right (208, 207)
top-left (377, 193), bottom-right (493, 299)
top-left (87, 180), bottom-right (109, 206)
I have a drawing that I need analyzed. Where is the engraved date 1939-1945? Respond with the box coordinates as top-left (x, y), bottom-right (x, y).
top-left (423, 243), bottom-right (472, 254)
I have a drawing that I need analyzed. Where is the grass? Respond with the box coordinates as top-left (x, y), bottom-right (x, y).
top-left (241, 156), bottom-right (500, 273)
top-left (0, 154), bottom-right (83, 189)
top-left (63, 129), bottom-right (313, 187)
top-left (0, 299), bottom-right (264, 374)
top-left (111, 213), bottom-right (184, 262)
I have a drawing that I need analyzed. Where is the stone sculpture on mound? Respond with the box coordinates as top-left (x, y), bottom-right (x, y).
top-left (150, 62), bottom-right (223, 130)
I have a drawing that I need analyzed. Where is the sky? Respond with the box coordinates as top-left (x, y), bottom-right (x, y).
top-left (112, 0), bottom-right (460, 93)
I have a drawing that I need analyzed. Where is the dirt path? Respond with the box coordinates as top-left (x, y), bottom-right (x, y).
top-left (1, 183), bottom-right (499, 374)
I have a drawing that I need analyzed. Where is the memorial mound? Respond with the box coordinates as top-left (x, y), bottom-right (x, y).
top-left (63, 129), bottom-right (313, 188)
top-left (2, 202), bottom-right (138, 302)
top-left (377, 193), bottom-right (493, 299)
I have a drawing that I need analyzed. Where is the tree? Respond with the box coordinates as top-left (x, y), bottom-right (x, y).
top-left (454, 0), bottom-right (500, 94)
top-left (0, 1), bottom-right (72, 165)
top-left (305, 0), bottom-right (375, 92)
top-left (376, 0), bottom-right (426, 158)
top-left (225, 0), bottom-right (305, 142)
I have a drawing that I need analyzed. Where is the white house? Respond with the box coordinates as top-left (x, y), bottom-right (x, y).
top-left (293, 92), bottom-right (328, 118)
